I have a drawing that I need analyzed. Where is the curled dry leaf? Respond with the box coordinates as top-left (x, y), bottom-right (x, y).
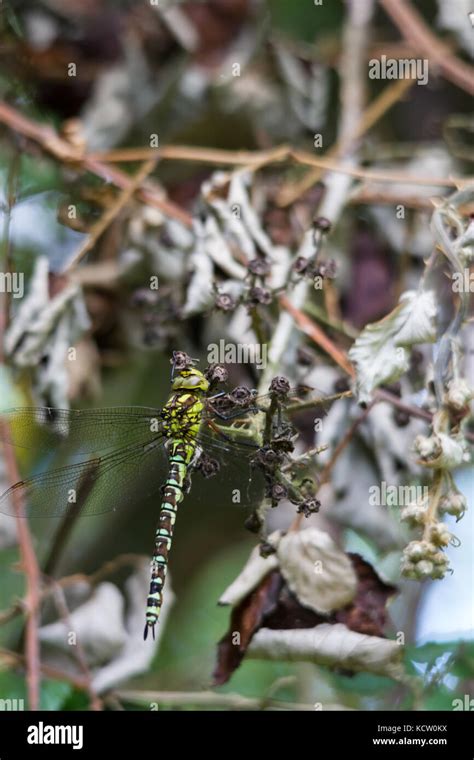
top-left (247, 624), bottom-right (404, 681)
top-left (39, 582), bottom-right (126, 666)
top-left (218, 537), bottom-right (280, 607)
top-left (214, 547), bottom-right (397, 685)
top-left (38, 563), bottom-right (167, 692)
top-left (349, 289), bottom-right (437, 403)
top-left (276, 529), bottom-right (357, 615)
top-left (415, 431), bottom-right (469, 470)
top-left (213, 570), bottom-right (282, 687)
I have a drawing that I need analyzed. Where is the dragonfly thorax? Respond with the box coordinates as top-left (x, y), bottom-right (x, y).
top-left (171, 367), bottom-right (209, 393)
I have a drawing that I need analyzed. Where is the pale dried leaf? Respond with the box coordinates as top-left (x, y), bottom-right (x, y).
top-left (276, 529), bottom-right (357, 614)
top-left (218, 537), bottom-right (281, 607)
top-left (248, 624), bottom-right (405, 679)
top-left (39, 582), bottom-right (126, 666)
top-left (349, 290), bottom-right (437, 403)
top-left (92, 562), bottom-right (169, 693)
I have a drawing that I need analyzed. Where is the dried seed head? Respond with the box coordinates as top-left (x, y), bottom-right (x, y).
top-left (426, 522), bottom-right (451, 547)
top-left (415, 560), bottom-right (435, 578)
top-left (413, 434), bottom-right (442, 461)
top-left (205, 363), bottom-right (228, 385)
top-left (400, 504), bottom-right (427, 527)
top-left (313, 216), bottom-right (332, 233)
top-left (197, 454), bottom-right (220, 479)
top-left (438, 492), bottom-right (467, 520)
top-left (172, 351), bottom-right (194, 371)
top-left (215, 292), bottom-right (237, 312)
top-left (270, 483), bottom-right (288, 504)
top-left (229, 386), bottom-right (257, 406)
top-left (293, 257), bottom-right (309, 274)
top-left (247, 286), bottom-right (273, 306)
top-left (269, 375), bottom-right (291, 397)
top-left (248, 257), bottom-right (271, 277)
top-left (444, 379), bottom-right (473, 415)
top-left (296, 498), bottom-right (321, 517)
top-left (314, 259), bottom-right (337, 279)
top-left (244, 512), bottom-right (262, 534)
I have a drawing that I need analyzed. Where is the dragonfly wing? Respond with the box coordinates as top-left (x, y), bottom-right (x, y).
top-left (0, 436), bottom-right (169, 518)
top-left (1, 407), bottom-right (163, 454)
top-left (190, 427), bottom-right (266, 512)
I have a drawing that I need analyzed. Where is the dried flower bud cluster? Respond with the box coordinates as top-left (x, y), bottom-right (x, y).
top-left (401, 539), bottom-right (450, 580)
top-left (444, 378), bottom-right (473, 422)
top-left (438, 491), bottom-right (467, 521)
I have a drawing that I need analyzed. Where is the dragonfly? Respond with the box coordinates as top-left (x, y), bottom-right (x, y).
top-left (0, 352), bottom-right (347, 639)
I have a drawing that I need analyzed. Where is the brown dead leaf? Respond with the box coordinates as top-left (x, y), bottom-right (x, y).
top-left (213, 570), bottom-right (282, 686)
top-left (214, 552), bottom-right (397, 684)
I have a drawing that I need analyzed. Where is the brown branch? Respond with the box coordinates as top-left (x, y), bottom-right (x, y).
top-left (88, 144), bottom-right (291, 167)
top-left (0, 158), bottom-right (41, 711)
top-left (64, 158), bottom-right (157, 273)
top-left (379, 0), bottom-right (474, 95)
top-left (0, 647), bottom-right (94, 693)
top-left (289, 149), bottom-right (469, 187)
top-left (276, 77), bottom-right (415, 206)
top-left (0, 425), bottom-right (41, 710)
top-left (291, 400), bottom-right (376, 531)
top-left (348, 188), bottom-right (438, 210)
top-left (0, 101), bottom-right (193, 228)
top-left (279, 294), bottom-right (355, 377)
top-left (48, 580), bottom-right (102, 710)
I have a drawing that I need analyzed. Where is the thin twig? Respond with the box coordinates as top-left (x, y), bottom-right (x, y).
top-left (257, 0), bottom-right (372, 391)
top-left (276, 77), bottom-right (415, 206)
top-left (47, 579), bottom-right (103, 711)
top-left (0, 101), bottom-right (192, 228)
top-left (379, 0), bottom-right (474, 95)
top-left (291, 400), bottom-right (376, 531)
top-left (64, 159), bottom-right (157, 273)
top-left (289, 149), bottom-right (469, 188)
top-left (0, 159), bottom-right (41, 711)
top-left (114, 688), bottom-right (316, 711)
top-left (0, 426), bottom-right (41, 710)
top-left (279, 295), bottom-right (354, 377)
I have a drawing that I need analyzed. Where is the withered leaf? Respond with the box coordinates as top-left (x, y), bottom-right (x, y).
top-left (213, 570), bottom-right (282, 686)
top-left (214, 552), bottom-right (397, 684)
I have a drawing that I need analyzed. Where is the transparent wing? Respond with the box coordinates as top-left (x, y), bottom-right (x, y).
top-left (193, 427), bottom-right (265, 513)
top-left (0, 406), bottom-right (163, 454)
top-left (0, 436), bottom-right (168, 518)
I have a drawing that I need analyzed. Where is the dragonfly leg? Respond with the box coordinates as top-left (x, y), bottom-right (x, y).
top-left (205, 419), bottom-right (259, 449)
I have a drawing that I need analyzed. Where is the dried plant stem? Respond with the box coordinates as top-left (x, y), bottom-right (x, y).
top-left (379, 0), bottom-right (474, 95)
top-left (289, 150), bottom-right (468, 188)
top-left (0, 101), bottom-right (192, 228)
top-left (64, 159), bottom-right (157, 273)
top-left (422, 471), bottom-right (444, 542)
top-left (114, 688), bottom-right (315, 711)
top-left (48, 581), bottom-right (102, 711)
top-left (279, 296), bottom-right (354, 377)
top-left (257, 0), bottom-right (371, 392)
top-left (291, 401), bottom-right (375, 531)
top-left (0, 159), bottom-right (41, 711)
top-left (277, 76), bottom-right (414, 206)
top-left (0, 426), bottom-right (41, 711)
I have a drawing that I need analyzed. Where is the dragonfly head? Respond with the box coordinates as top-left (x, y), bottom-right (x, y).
top-left (171, 367), bottom-right (210, 393)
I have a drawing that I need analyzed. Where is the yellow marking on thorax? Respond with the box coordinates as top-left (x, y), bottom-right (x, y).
top-left (162, 392), bottom-right (205, 439)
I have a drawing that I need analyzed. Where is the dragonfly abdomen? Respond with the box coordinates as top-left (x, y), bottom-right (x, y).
top-left (144, 439), bottom-right (195, 639)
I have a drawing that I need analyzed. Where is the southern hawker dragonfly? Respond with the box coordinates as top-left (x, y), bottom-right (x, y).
top-left (0, 351), bottom-right (347, 639)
